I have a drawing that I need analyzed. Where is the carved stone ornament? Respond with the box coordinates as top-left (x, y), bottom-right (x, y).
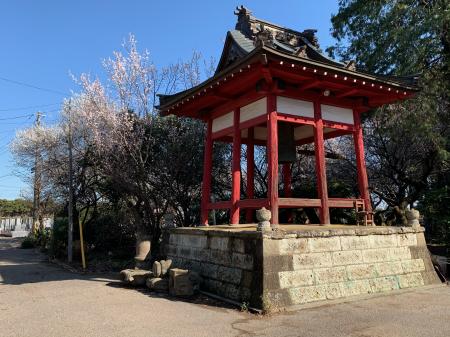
top-left (405, 209), bottom-right (420, 228)
top-left (256, 207), bottom-right (272, 232)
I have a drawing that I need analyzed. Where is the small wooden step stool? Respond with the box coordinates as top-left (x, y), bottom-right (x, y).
top-left (354, 199), bottom-right (374, 226)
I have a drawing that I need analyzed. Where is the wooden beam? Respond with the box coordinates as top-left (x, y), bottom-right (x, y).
top-left (237, 198), bottom-right (268, 209)
top-left (230, 108), bottom-right (242, 225)
top-left (278, 198), bottom-right (321, 208)
top-left (297, 129), bottom-right (352, 146)
top-left (313, 101), bottom-right (330, 224)
top-left (353, 109), bottom-right (372, 212)
top-left (336, 88), bottom-right (360, 98)
top-left (267, 94), bottom-right (279, 226)
top-left (299, 79), bottom-right (321, 91)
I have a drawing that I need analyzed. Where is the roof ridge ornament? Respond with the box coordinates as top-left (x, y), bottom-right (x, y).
top-left (234, 5), bottom-right (258, 39)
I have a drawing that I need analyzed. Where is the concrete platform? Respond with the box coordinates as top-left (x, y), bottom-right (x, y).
top-left (165, 225), bottom-right (441, 312)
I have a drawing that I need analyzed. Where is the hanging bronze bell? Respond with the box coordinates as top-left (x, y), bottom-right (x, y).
top-left (278, 122), bottom-right (296, 164)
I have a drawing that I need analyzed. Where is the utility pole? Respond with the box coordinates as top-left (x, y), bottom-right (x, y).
top-left (32, 111), bottom-right (42, 233)
top-left (67, 101), bottom-right (74, 263)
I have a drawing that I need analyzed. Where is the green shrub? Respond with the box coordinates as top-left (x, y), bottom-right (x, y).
top-left (21, 236), bottom-right (36, 249)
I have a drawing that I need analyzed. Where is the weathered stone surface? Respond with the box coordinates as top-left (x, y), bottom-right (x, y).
top-left (293, 252), bottom-right (332, 270)
top-left (210, 237), bottom-right (229, 251)
top-left (288, 285), bottom-right (327, 304)
top-left (177, 234), bottom-right (207, 248)
top-left (375, 261), bottom-right (403, 277)
top-left (389, 247), bottom-right (411, 261)
top-left (314, 267), bottom-right (347, 284)
top-left (169, 268), bottom-right (201, 297)
top-left (279, 270), bottom-right (314, 288)
top-left (324, 283), bottom-right (343, 300)
top-left (119, 269), bottom-right (152, 287)
top-left (152, 261), bottom-right (162, 277)
top-left (340, 236), bottom-right (370, 250)
top-left (369, 276), bottom-right (399, 293)
top-left (397, 233), bottom-right (417, 246)
top-left (309, 237), bottom-right (341, 252)
top-left (398, 272), bottom-right (425, 288)
top-left (332, 250), bottom-right (364, 266)
top-left (369, 234), bottom-right (398, 249)
top-left (279, 238), bottom-right (309, 254)
top-left (231, 253), bottom-right (253, 270)
top-left (200, 262), bottom-right (219, 279)
top-left (346, 264), bottom-right (377, 280)
top-left (146, 277), bottom-right (169, 292)
top-left (160, 259), bottom-right (172, 276)
top-left (340, 280), bottom-right (372, 297)
top-left (362, 248), bottom-right (391, 263)
top-left (401, 259), bottom-right (425, 273)
top-left (405, 209), bottom-right (420, 228)
top-left (232, 238), bottom-right (245, 253)
top-left (217, 266), bottom-right (242, 284)
top-left (209, 249), bottom-right (232, 266)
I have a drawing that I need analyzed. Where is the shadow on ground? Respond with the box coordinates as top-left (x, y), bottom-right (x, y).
top-left (0, 237), bottom-right (238, 312)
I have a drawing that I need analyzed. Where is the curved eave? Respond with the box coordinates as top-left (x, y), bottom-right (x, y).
top-left (262, 46), bottom-right (419, 92)
top-left (158, 46), bottom-right (419, 116)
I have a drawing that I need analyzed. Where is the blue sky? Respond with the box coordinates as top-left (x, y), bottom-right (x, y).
top-left (0, 0), bottom-right (339, 199)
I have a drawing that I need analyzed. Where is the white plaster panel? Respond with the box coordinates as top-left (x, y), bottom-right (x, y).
top-left (294, 125), bottom-right (314, 140)
top-left (212, 111), bottom-right (233, 133)
top-left (240, 97), bottom-right (267, 123)
top-left (321, 105), bottom-right (354, 125)
top-left (277, 96), bottom-right (314, 118)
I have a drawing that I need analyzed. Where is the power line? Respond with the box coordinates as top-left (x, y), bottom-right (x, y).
top-left (0, 114), bottom-right (34, 121)
top-left (0, 103), bottom-right (60, 112)
top-left (0, 76), bottom-right (68, 96)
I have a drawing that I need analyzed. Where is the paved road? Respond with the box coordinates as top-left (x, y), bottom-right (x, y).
top-left (1, 237), bottom-right (449, 337)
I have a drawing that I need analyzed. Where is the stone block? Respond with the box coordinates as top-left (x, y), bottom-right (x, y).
top-left (119, 269), bottom-right (152, 287)
top-left (232, 238), bottom-right (245, 253)
top-left (180, 234), bottom-right (207, 248)
top-left (308, 237), bottom-right (341, 252)
top-left (210, 236), bottom-right (229, 251)
top-left (146, 277), bottom-right (169, 292)
top-left (401, 259), bottom-right (425, 273)
top-left (293, 252), bottom-right (332, 270)
top-left (340, 280), bottom-right (372, 297)
top-left (217, 266), bottom-right (242, 284)
top-left (324, 283), bottom-right (343, 300)
top-left (362, 248), bottom-right (391, 263)
top-left (279, 238), bottom-right (309, 254)
top-left (398, 272), bottom-right (425, 288)
top-left (369, 234), bottom-right (398, 249)
top-left (288, 285), bottom-right (327, 304)
top-left (264, 255), bottom-right (293, 271)
top-left (264, 239), bottom-right (281, 255)
top-left (200, 262), bottom-right (219, 279)
top-left (169, 234), bottom-right (182, 245)
top-left (397, 233), bottom-right (417, 247)
top-left (190, 247), bottom-right (210, 262)
top-left (209, 249), bottom-right (232, 266)
top-left (340, 236), bottom-right (370, 250)
top-left (165, 244), bottom-right (178, 256)
top-left (241, 270), bottom-right (253, 288)
top-left (231, 253), bottom-right (253, 270)
top-left (332, 250), bottom-right (364, 266)
top-left (314, 267), bottom-right (347, 284)
top-left (375, 261), bottom-right (403, 277)
top-left (369, 276), bottom-right (399, 293)
top-left (278, 270), bottom-right (314, 288)
top-left (169, 268), bottom-right (199, 297)
top-left (389, 247), bottom-right (411, 261)
top-left (346, 264), bottom-right (377, 280)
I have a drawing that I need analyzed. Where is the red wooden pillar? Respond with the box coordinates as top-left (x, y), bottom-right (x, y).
top-left (267, 94), bottom-right (279, 226)
top-left (200, 119), bottom-right (213, 225)
top-left (246, 127), bottom-right (255, 223)
top-left (313, 101), bottom-right (330, 225)
top-left (353, 109), bottom-right (372, 212)
top-left (230, 108), bottom-right (241, 225)
top-left (283, 163), bottom-right (292, 223)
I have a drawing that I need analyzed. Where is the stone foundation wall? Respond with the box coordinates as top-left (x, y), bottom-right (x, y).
top-left (165, 229), bottom-right (262, 307)
top-left (165, 226), bottom-right (440, 311)
top-left (263, 227), bottom-right (440, 310)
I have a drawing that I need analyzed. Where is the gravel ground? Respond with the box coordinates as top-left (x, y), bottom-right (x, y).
top-left (1, 236), bottom-right (449, 337)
